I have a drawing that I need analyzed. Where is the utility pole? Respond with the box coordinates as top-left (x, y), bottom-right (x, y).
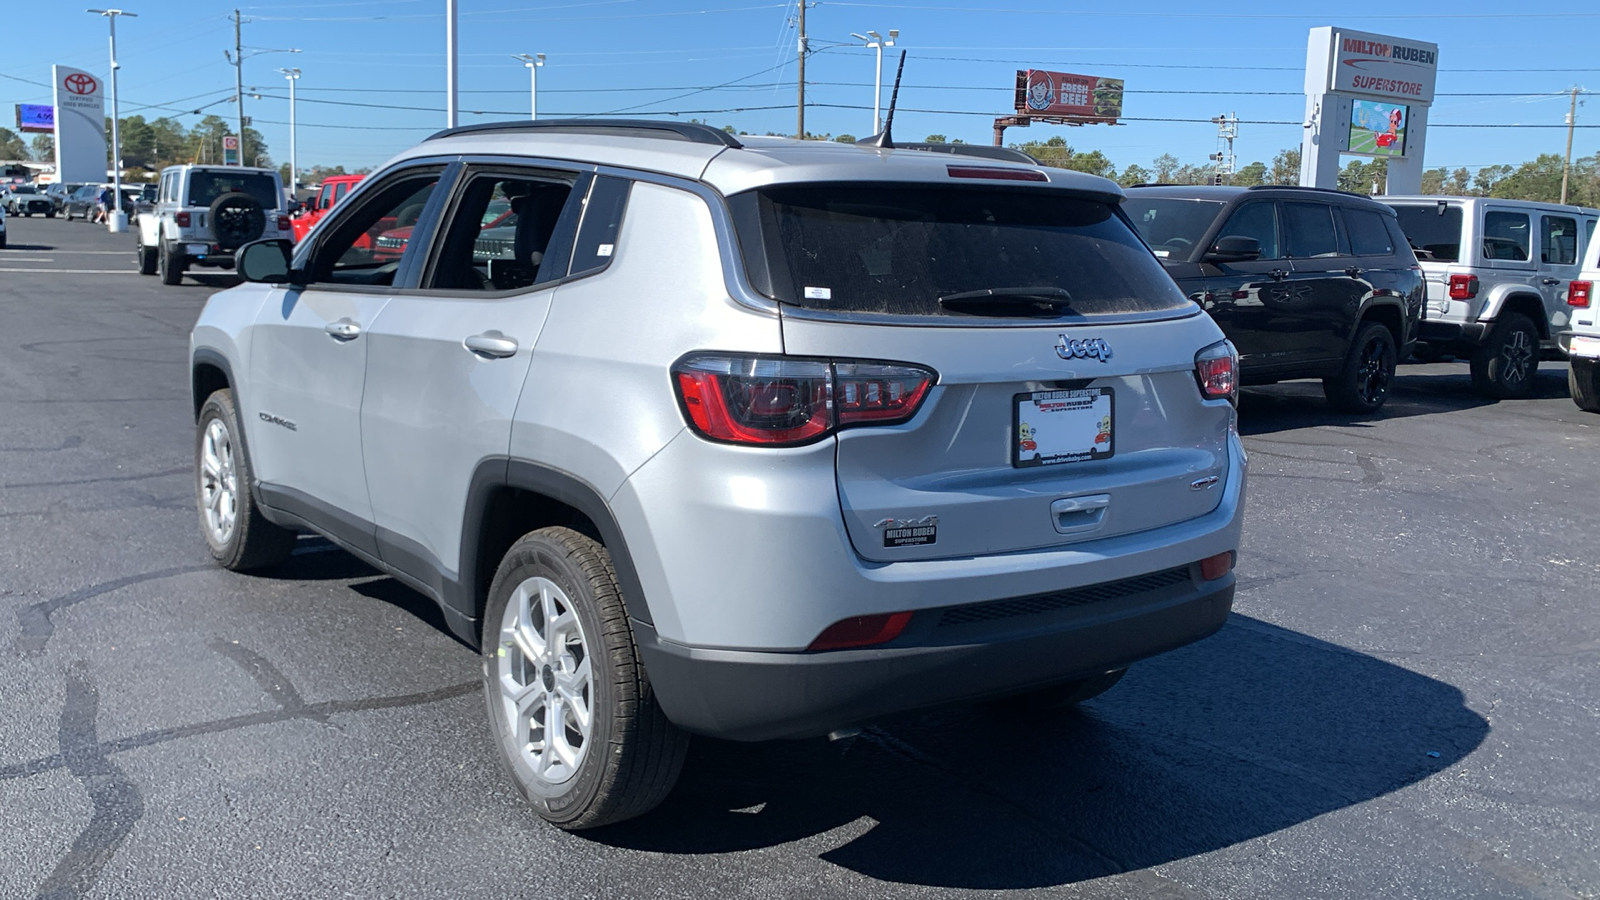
top-left (278, 67), bottom-right (300, 203)
top-left (796, 0), bottom-right (807, 139)
top-left (234, 9), bottom-right (244, 165)
top-left (1561, 86), bottom-right (1581, 206)
top-left (446, 0), bottom-right (459, 128)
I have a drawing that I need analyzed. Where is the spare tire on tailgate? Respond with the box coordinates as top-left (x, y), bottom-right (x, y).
top-left (209, 191), bottom-right (266, 250)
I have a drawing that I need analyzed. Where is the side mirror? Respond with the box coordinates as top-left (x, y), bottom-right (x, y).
top-left (236, 239), bottom-right (299, 285)
top-left (1205, 235), bottom-right (1262, 263)
top-left (320, 198), bottom-right (331, 210)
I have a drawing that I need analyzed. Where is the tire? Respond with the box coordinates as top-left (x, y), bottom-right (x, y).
top-left (0, 234), bottom-right (7, 250)
top-left (993, 669), bottom-right (1128, 711)
top-left (136, 234), bottom-right (157, 275)
top-left (195, 389), bottom-right (297, 571)
top-left (1571, 358), bottom-right (1600, 413)
top-left (1323, 321), bottom-right (1398, 414)
top-left (64, 207), bottom-right (73, 221)
top-left (209, 191), bottom-right (266, 249)
top-left (45, 210), bottom-right (55, 219)
top-left (1470, 312), bottom-right (1540, 399)
top-left (482, 526), bottom-right (688, 830)
top-left (158, 239), bottom-right (185, 285)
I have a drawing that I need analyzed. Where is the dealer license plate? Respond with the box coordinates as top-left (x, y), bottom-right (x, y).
top-left (1014, 388), bottom-right (1114, 468)
top-left (1570, 335), bottom-right (1600, 358)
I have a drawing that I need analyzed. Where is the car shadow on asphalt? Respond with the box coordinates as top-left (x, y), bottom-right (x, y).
top-left (590, 615), bottom-right (1489, 890)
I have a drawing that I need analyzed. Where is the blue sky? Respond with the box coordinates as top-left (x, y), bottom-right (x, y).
top-left (5, 1), bottom-right (1596, 176)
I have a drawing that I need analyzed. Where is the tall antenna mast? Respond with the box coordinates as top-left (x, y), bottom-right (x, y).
top-left (1209, 112), bottom-right (1238, 185)
top-left (868, 50), bottom-right (906, 148)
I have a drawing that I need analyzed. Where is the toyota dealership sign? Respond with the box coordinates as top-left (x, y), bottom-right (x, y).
top-left (53, 65), bottom-right (106, 184)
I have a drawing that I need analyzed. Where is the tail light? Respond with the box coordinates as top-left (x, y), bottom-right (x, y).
top-left (808, 611), bottom-right (914, 651)
top-left (1194, 340), bottom-right (1238, 404)
top-left (175, 211), bottom-right (191, 227)
top-left (1569, 280), bottom-right (1593, 308)
top-left (277, 215), bottom-right (292, 231)
top-left (1199, 551), bottom-right (1235, 581)
top-left (1448, 273), bottom-right (1479, 300)
top-left (673, 355), bottom-right (935, 446)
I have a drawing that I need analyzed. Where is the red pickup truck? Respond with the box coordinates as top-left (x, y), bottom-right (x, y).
top-left (291, 173), bottom-right (365, 242)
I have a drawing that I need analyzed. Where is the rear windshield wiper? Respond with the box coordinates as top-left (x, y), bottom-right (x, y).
top-left (938, 286), bottom-right (1074, 316)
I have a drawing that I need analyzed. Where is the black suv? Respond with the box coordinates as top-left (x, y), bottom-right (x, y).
top-left (1124, 185), bottom-right (1424, 412)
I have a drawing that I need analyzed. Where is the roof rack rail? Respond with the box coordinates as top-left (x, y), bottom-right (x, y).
top-left (1245, 184), bottom-right (1365, 198)
top-left (424, 118), bottom-right (744, 149)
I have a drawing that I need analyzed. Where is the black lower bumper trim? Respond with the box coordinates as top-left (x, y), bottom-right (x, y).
top-left (1419, 319), bottom-right (1489, 350)
top-left (636, 574), bottom-right (1235, 741)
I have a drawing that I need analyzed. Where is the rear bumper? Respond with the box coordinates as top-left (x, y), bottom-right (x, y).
top-left (1419, 319), bottom-right (1489, 349)
top-left (637, 570), bottom-right (1235, 741)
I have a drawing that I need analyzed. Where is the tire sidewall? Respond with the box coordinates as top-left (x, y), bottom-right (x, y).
top-left (481, 534), bottom-right (619, 825)
top-left (1351, 324), bottom-right (1396, 411)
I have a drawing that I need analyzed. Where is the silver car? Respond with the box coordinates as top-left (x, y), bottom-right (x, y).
top-left (191, 120), bottom-right (1247, 829)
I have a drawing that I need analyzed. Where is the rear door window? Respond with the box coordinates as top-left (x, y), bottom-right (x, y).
top-left (421, 169), bottom-right (581, 291)
top-left (729, 183), bottom-right (1191, 318)
top-left (1283, 202), bottom-right (1341, 258)
top-left (1542, 215), bottom-right (1578, 265)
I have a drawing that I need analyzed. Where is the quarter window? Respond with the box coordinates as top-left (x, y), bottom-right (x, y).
top-left (1283, 202), bottom-right (1340, 258)
top-left (569, 176), bottom-right (631, 278)
top-left (1483, 211), bottom-right (1530, 262)
top-left (1217, 202), bottom-right (1281, 259)
top-left (1344, 208), bottom-right (1395, 256)
top-left (1542, 215), bottom-right (1578, 265)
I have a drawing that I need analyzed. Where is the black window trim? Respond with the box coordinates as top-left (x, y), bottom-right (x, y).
top-left (1214, 198), bottom-right (1285, 261)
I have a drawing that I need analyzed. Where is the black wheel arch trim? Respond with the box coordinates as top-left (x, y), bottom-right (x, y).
top-left (191, 348), bottom-right (269, 512)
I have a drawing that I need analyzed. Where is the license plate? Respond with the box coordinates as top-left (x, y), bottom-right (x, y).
top-left (1014, 388), bottom-right (1114, 468)
top-left (1571, 335), bottom-right (1600, 358)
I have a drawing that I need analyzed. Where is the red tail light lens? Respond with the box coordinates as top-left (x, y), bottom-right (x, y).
top-left (808, 611), bottom-right (914, 651)
top-left (1199, 551), bottom-right (1235, 581)
top-left (946, 165), bottom-right (1049, 183)
top-left (175, 211), bottom-right (191, 227)
top-left (277, 214), bottom-right (292, 231)
top-left (1448, 274), bottom-right (1479, 300)
top-left (673, 355), bottom-right (935, 446)
top-left (1194, 340), bottom-right (1238, 404)
top-left (1569, 280), bottom-right (1593, 308)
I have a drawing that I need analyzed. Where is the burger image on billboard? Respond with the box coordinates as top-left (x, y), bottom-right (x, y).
top-left (1349, 100), bottom-right (1407, 158)
top-left (1092, 78), bottom-right (1124, 118)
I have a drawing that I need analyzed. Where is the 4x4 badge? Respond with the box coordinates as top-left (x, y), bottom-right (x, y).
top-left (1055, 334), bottom-right (1112, 363)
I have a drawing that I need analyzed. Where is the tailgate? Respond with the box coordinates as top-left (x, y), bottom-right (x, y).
top-left (782, 313), bottom-right (1233, 562)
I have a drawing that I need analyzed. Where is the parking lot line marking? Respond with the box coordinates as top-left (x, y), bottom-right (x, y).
top-left (3, 257), bottom-right (57, 262)
top-left (0, 268), bottom-right (135, 275)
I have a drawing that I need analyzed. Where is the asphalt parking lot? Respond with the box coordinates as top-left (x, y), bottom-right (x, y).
top-left (2, 213), bottom-right (1596, 899)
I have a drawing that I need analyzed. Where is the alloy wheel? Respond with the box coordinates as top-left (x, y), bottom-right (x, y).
top-left (497, 576), bottom-right (594, 785)
top-left (199, 418), bottom-right (238, 545)
top-left (1500, 329), bottom-right (1534, 387)
top-left (1356, 334), bottom-right (1392, 406)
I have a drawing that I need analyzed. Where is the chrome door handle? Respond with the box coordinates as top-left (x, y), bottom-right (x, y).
top-left (1542, 278), bottom-right (1563, 286)
top-left (324, 318), bottom-right (360, 341)
top-left (464, 331), bottom-right (518, 359)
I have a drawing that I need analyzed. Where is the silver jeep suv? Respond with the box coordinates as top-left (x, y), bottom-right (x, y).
top-left (1383, 196), bottom-right (1599, 397)
top-left (138, 164), bottom-right (292, 285)
top-left (190, 120), bottom-right (1248, 829)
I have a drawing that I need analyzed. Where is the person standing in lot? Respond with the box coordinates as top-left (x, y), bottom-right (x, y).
top-left (93, 185), bottom-right (113, 224)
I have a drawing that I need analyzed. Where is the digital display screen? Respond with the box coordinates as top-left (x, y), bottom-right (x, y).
top-left (1348, 100), bottom-right (1407, 158)
top-left (16, 104), bottom-right (54, 133)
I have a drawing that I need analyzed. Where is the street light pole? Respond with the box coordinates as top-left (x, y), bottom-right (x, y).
top-left (278, 67), bottom-right (300, 204)
top-left (88, 7), bottom-right (136, 232)
top-left (512, 54), bottom-right (545, 121)
top-left (850, 28), bottom-right (897, 134)
top-left (446, 0), bottom-right (459, 128)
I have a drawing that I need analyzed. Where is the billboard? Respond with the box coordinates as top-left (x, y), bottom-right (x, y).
top-left (52, 65), bottom-right (106, 184)
top-left (1347, 100), bottom-right (1408, 158)
top-left (1329, 28), bottom-right (1438, 104)
top-left (1015, 70), bottom-right (1124, 121)
top-left (16, 104), bottom-right (54, 134)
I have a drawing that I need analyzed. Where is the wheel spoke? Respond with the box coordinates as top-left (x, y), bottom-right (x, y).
top-left (556, 656), bottom-right (592, 733)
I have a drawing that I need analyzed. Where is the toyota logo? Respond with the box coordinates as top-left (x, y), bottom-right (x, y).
top-left (64, 73), bottom-right (98, 95)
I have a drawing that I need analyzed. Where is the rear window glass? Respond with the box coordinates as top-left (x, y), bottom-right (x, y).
top-left (188, 171), bottom-right (278, 211)
top-left (729, 183), bottom-right (1191, 318)
top-left (1391, 203), bottom-right (1464, 262)
top-left (1123, 197), bottom-right (1225, 258)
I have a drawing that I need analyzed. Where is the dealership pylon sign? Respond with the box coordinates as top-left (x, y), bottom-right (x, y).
top-left (53, 65), bottom-right (106, 184)
top-left (1299, 27), bottom-right (1440, 195)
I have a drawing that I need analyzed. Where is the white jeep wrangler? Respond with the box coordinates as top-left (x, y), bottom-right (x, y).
top-left (137, 165), bottom-right (291, 285)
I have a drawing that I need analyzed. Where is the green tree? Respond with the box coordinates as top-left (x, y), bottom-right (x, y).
top-left (1491, 154), bottom-right (1566, 203)
top-left (1420, 167), bottom-right (1447, 195)
top-left (1446, 167), bottom-right (1471, 194)
top-left (1152, 153), bottom-right (1180, 183)
top-left (1268, 148), bottom-right (1300, 185)
top-left (0, 127), bottom-right (30, 160)
top-left (1117, 163), bottom-right (1151, 187)
top-left (30, 134), bottom-right (53, 161)
top-left (1472, 164), bottom-right (1511, 196)
top-left (924, 134), bottom-right (947, 143)
top-left (1012, 136), bottom-right (1117, 179)
top-left (834, 134), bottom-right (857, 144)
top-left (1232, 161), bottom-right (1267, 187)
